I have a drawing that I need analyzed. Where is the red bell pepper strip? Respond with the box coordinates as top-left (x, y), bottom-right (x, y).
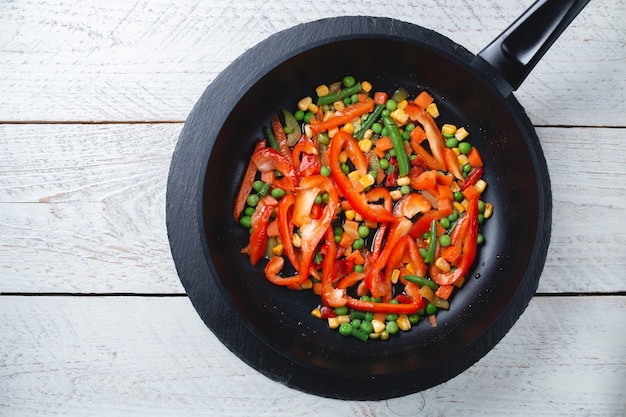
top-left (291, 135), bottom-right (321, 177)
top-left (251, 146), bottom-right (299, 192)
top-left (276, 193), bottom-right (299, 268)
top-left (461, 166), bottom-right (484, 191)
top-left (309, 99), bottom-right (375, 134)
top-left (393, 193), bottom-right (432, 219)
top-left (271, 114), bottom-right (292, 161)
top-left (329, 131), bottom-right (397, 223)
top-left (430, 196), bottom-right (479, 286)
top-left (233, 140), bottom-right (266, 220)
top-left (444, 147), bottom-right (464, 182)
top-left (243, 195), bottom-right (278, 265)
top-left (413, 108), bottom-right (446, 172)
top-left (344, 296), bottom-right (421, 315)
top-left (384, 234), bottom-right (427, 285)
top-left (408, 209), bottom-right (444, 239)
top-left (365, 187), bottom-right (393, 255)
top-left (266, 175), bottom-right (338, 287)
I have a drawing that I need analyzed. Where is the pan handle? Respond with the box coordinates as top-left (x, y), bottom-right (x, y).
top-left (475, 0), bottom-right (589, 92)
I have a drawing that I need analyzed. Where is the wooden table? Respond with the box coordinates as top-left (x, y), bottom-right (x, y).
top-left (1, 1), bottom-right (624, 415)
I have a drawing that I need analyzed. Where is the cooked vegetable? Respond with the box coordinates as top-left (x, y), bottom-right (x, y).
top-left (235, 77), bottom-right (493, 341)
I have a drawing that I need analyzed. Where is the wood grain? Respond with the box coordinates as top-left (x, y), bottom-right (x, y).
top-left (1, 124), bottom-right (624, 293)
top-left (0, 0), bottom-right (623, 125)
top-left (0, 295), bottom-right (624, 416)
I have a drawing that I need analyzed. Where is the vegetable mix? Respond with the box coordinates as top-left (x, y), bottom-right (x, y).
top-left (234, 76), bottom-right (493, 342)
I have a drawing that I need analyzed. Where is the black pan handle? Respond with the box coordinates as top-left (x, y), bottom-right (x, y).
top-left (476, 0), bottom-right (590, 92)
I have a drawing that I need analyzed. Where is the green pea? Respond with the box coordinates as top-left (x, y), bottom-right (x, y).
top-left (341, 163), bottom-right (350, 174)
top-left (334, 234), bottom-right (341, 243)
top-left (318, 133), bottom-right (330, 146)
top-left (258, 182), bottom-right (271, 195)
top-left (372, 122), bottom-right (383, 134)
top-left (386, 313), bottom-right (398, 322)
top-left (334, 306), bottom-right (349, 316)
top-left (343, 97), bottom-right (352, 106)
top-left (246, 194), bottom-right (259, 207)
top-left (426, 302), bottom-right (437, 315)
top-left (294, 109), bottom-right (304, 121)
top-left (453, 191), bottom-right (464, 202)
top-left (303, 111), bottom-right (314, 124)
top-left (320, 165), bottom-right (331, 176)
top-left (270, 187), bottom-right (285, 199)
top-left (445, 137), bottom-right (459, 148)
top-left (252, 180), bottom-right (265, 193)
top-left (321, 192), bottom-right (329, 203)
top-left (351, 319), bottom-right (362, 329)
top-left (380, 330), bottom-right (390, 340)
top-left (478, 213), bottom-right (485, 224)
top-left (439, 234), bottom-right (452, 247)
top-left (343, 75), bottom-right (356, 88)
top-left (386, 321), bottom-right (399, 335)
top-left (402, 130), bottom-right (410, 141)
top-left (365, 312), bottom-right (374, 322)
top-left (244, 207), bottom-right (255, 217)
top-left (352, 238), bottom-right (365, 250)
top-left (419, 247), bottom-right (427, 259)
top-left (358, 225), bottom-right (370, 238)
top-left (477, 233), bottom-right (485, 245)
top-left (339, 322), bottom-right (353, 336)
top-left (379, 158), bottom-right (389, 170)
top-left (385, 99), bottom-right (397, 112)
top-left (405, 123), bottom-right (415, 132)
top-left (478, 200), bottom-right (486, 213)
top-left (354, 264), bottom-right (364, 273)
top-left (334, 226), bottom-right (343, 236)
top-left (440, 217), bottom-right (451, 229)
top-left (314, 194), bottom-right (322, 205)
top-left (448, 210), bottom-right (459, 221)
top-left (400, 185), bottom-right (411, 195)
top-left (239, 216), bottom-right (252, 228)
top-left (360, 321), bottom-right (373, 334)
top-left (381, 127), bottom-right (389, 137)
top-left (458, 141), bottom-right (472, 155)
top-left (350, 94), bottom-right (359, 104)
top-left (360, 295), bottom-right (371, 302)
top-left (408, 314), bottom-right (420, 324)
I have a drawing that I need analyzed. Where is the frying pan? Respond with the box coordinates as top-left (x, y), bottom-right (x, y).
top-left (167, 0), bottom-right (588, 400)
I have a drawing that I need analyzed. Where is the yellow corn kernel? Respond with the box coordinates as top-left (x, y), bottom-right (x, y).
top-left (344, 209), bottom-right (356, 221)
top-left (272, 244), bottom-right (284, 256)
top-left (434, 297), bottom-right (450, 310)
top-left (298, 96), bottom-right (312, 112)
top-left (390, 189), bottom-right (403, 201)
top-left (474, 179), bottom-right (487, 193)
top-left (333, 100), bottom-right (345, 112)
top-left (397, 99), bottom-right (408, 110)
top-left (453, 147), bottom-right (461, 156)
top-left (311, 308), bottom-right (322, 319)
top-left (450, 181), bottom-right (461, 192)
top-left (426, 103), bottom-right (440, 118)
top-left (419, 285), bottom-right (436, 302)
top-left (342, 122), bottom-right (355, 135)
top-left (347, 170), bottom-right (361, 183)
top-left (328, 127), bottom-right (339, 138)
top-left (316, 84), bottom-right (330, 97)
top-left (390, 108), bottom-right (409, 125)
top-left (339, 150), bottom-right (349, 163)
top-left (337, 315), bottom-right (351, 324)
top-left (405, 262), bottom-right (415, 275)
top-left (361, 80), bottom-right (373, 92)
top-left (396, 176), bottom-right (410, 186)
top-left (359, 173), bottom-right (375, 189)
top-left (369, 332), bottom-right (380, 339)
top-left (371, 319), bottom-right (386, 334)
top-left (396, 315), bottom-right (412, 331)
top-left (328, 317), bottom-right (340, 329)
top-left (308, 103), bottom-right (319, 114)
top-left (291, 233), bottom-right (302, 248)
top-left (484, 203), bottom-right (494, 219)
top-left (453, 201), bottom-right (466, 214)
top-left (300, 279), bottom-right (313, 290)
top-left (363, 128), bottom-right (374, 140)
top-left (359, 138), bottom-right (373, 153)
top-left (391, 269), bottom-right (400, 284)
top-left (323, 110), bottom-right (334, 121)
top-left (457, 154), bottom-right (469, 166)
top-left (435, 257), bottom-right (451, 273)
top-left (455, 126), bottom-right (469, 141)
top-left (441, 123), bottom-right (457, 136)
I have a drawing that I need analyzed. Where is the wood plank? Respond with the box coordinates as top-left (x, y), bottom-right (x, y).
top-left (1, 124), bottom-right (624, 293)
top-left (0, 295), bottom-right (624, 416)
top-left (0, 0), bottom-right (622, 125)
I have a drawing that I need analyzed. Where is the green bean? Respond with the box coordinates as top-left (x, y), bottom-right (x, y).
top-left (423, 219), bottom-right (437, 263)
top-left (382, 115), bottom-right (410, 177)
top-left (351, 328), bottom-right (369, 342)
top-left (354, 104), bottom-right (385, 139)
top-left (263, 126), bottom-right (279, 151)
top-left (403, 275), bottom-right (439, 291)
top-left (317, 82), bottom-right (362, 106)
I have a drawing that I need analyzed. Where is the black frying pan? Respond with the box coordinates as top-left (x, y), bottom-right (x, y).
top-left (167, 0), bottom-right (588, 400)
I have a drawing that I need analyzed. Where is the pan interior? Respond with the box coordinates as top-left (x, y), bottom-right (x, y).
top-left (201, 36), bottom-right (543, 376)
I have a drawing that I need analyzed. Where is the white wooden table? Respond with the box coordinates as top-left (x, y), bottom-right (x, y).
top-left (1, 1), bottom-right (625, 415)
